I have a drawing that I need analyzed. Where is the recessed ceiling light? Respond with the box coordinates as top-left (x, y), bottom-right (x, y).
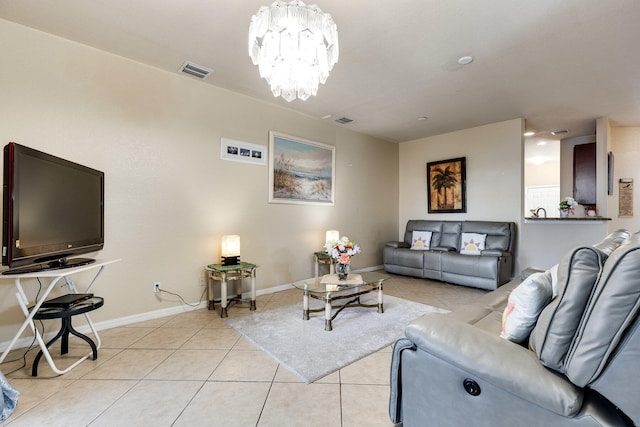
top-left (417, 116), bottom-right (428, 121)
top-left (457, 56), bottom-right (473, 65)
top-left (523, 131), bottom-right (535, 136)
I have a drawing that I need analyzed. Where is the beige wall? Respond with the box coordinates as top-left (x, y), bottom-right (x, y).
top-left (398, 118), bottom-right (524, 271)
top-left (524, 160), bottom-right (560, 188)
top-left (0, 20), bottom-right (399, 343)
top-left (398, 118), bottom-right (524, 229)
top-left (608, 126), bottom-right (640, 232)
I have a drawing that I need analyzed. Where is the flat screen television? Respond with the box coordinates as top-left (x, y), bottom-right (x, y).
top-left (2, 142), bottom-right (104, 274)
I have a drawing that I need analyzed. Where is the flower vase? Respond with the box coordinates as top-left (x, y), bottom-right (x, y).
top-left (559, 209), bottom-right (570, 218)
top-left (336, 263), bottom-right (350, 280)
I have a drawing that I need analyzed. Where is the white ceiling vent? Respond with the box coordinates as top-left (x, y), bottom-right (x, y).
top-left (335, 117), bottom-right (353, 124)
top-left (179, 61), bottom-right (212, 79)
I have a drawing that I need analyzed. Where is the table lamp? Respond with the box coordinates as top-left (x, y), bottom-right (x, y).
top-left (221, 235), bottom-right (240, 266)
top-left (325, 230), bottom-right (339, 245)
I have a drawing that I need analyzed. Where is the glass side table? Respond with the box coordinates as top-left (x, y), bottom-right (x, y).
top-left (314, 251), bottom-right (336, 278)
top-left (205, 262), bottom-right (257, 318)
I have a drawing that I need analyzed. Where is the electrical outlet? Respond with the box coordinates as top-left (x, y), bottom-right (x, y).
top-left (153, 282), bottom-right (160, 293)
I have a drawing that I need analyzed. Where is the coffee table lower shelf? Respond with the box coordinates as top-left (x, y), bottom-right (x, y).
top-left (303, 290), bottom-right (384, 331)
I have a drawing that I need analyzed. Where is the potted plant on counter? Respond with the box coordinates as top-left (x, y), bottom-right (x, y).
top-left (559, 197), bottom-right (578, 217)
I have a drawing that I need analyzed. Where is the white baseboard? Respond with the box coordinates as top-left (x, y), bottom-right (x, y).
top-left (0, 265), bottom-right (385, 352)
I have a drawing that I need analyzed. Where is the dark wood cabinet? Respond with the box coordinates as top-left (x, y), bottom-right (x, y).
top-left (573, 142), bottom-right (596, 205)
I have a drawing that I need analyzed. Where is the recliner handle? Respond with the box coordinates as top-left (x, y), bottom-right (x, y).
top-left (463, 378), bottom-right (481, 396)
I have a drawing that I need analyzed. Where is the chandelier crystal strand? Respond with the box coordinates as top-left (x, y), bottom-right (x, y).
top-left (249, 0), bottom-right (339, 102)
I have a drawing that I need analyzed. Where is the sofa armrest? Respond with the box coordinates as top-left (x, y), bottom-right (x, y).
top-left (389, 338), bottom-right (415, 424)
top-left (520, 266), bottom-right (546, 279)
top-left (405, 313), bottom-right (583, 416)
top-left (385, 241), bottom-right (410, 249)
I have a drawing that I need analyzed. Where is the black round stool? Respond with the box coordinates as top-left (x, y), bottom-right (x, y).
top-left (31, 296), bottom-right (104, 376)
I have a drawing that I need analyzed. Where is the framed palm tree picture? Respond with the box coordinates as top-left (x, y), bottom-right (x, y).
top-left (427, 157), bottom-right (466, 213)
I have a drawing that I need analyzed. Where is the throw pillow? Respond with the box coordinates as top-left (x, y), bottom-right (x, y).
top-left (410, 231), bottom-right (432, 250)
top-left (460, 232), bottom-right (486, 255)
top-left (501, 271), bottom-right (553, 343)
top-left (549, 264), bottom-right (559, 298)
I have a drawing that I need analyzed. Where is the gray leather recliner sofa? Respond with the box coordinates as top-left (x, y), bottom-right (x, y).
top-left (383, 220), bottom-right (515, 290)
top-left (389, 229), bottom-right (639, 426)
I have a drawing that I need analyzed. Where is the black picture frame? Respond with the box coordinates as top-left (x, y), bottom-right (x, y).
top-left (608, 151), bottom-right (614, 195)
top-left (427, 157), bottom-right (467, 213)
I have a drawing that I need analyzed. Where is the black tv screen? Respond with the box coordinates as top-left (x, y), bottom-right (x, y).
top-left (2, 143), bottom-right (104, 273)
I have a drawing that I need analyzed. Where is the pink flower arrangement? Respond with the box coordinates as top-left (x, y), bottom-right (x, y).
top-left (338, 253), bottom-right (351, 265)
top-left (324, 236), bottom-right (361, 265)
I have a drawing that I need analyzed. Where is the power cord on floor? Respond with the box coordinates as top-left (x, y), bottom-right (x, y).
top-left (0, 321), bottom-right (43, 375)
top-left (156, 285), bottom-right (207, 308)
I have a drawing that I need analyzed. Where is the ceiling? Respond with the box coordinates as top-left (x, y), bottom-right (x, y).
top-left (2, 0), bottom-right (640, 143)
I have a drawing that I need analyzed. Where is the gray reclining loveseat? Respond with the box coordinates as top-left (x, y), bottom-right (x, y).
top-left (389, 229), bottom-right (639, 426)
top-left (384, 220), bottom-right (515, 290)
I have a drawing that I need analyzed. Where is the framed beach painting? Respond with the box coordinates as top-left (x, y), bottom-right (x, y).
top-left (268, 131), bottom-right (335, 205)
top-left (427, 157), bottom-right (467, 213)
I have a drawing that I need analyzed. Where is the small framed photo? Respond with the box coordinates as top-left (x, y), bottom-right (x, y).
top-left (427, 157), bottom-right (467, 213)
top-left (220, 138), bottom-right (266, 165)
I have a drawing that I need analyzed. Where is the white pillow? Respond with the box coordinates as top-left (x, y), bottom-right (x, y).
top-left (411, 231), bottom-right (432, 250)
top-left (501, 271), bottom-right (553, 343)
top-left (549, 264), bottom-right (559, 298)
top-left (460, 232), bottom-right (486, 255)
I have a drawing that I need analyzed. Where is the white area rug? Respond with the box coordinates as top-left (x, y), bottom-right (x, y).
top-left (225, 294), bottom-right (447, 383)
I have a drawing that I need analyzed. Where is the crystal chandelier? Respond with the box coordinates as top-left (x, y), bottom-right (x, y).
top-left (248, 0), bottom-right (339, 102)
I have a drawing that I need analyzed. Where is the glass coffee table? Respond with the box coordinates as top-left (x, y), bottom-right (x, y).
top-left (292, 272), bottom-right (389, 331)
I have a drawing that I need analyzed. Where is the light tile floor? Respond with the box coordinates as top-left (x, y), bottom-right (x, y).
top-left (1, 272), bottom-right (485, 426)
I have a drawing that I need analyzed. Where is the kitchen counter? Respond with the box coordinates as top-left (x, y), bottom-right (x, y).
top-left (524, 216), bottom-right (611, 223)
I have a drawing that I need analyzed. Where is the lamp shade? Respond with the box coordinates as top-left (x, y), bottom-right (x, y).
top-left (221, 235), bottom-right (241, 257)
top-left (325, 230), bottom-right (339, 244)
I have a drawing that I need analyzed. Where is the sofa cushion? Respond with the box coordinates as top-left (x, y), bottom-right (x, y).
top-left (501, 271), bottom-right (553, 343)
top-left (441, 251), bottom-right (500, 280)
top-left (383, 247), bottom-right (424, 269)
top-left (529, 246), bottom-right (607, 372)
top-left (403, 220), bottom-right (444, 246)
top-left (410, 231), bottom-right (432, 250)
top-left (591, 229), bottom-right (632, 255)
top-left (564, 233), bottom-right (640, 387)
top-left (440, 221), bottom-right (462, 249)
top-left (460, 232), bottom-right (486, 255)
top-left (462, 221), bottom-right (513, 252)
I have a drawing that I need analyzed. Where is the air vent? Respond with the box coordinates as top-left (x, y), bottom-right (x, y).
top-left (334, 117), bottom-right (353, 124)
top-left (179, 61), bottom-right (213, 79)
top-left (551, 129), bottom-right (569, 135)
